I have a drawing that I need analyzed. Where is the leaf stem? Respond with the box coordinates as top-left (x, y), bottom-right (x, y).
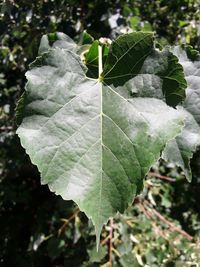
top-left (98, 44), bottom-right (103, 78)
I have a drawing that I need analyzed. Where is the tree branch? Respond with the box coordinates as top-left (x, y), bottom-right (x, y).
top-left (58, 209), bottom-right (80, 236)
top-left (148, 172), bottom-right (176, 182)
top-left (137, 198), bottom-right (200, 245)
top-left (109, 218), bottom-right (113, 267)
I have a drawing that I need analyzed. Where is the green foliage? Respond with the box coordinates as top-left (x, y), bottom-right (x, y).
top-left (85, 40), bottom-right (109, 78)
top-left (16, 32), bottom-right (188, 244)
top-left (122, 0), bottom-right (200, 50)
top-left (1, 1), bottom-right (200, 266)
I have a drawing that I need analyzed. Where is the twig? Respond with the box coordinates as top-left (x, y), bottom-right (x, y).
top-left (112, 247), bottom-right (121, 258)
top-left (58, 209), bottom-right (80, 236)
top-left (147, 203), bottom-right (193, 241)
top-left (101, 234), bottom-right (110, 246)
top-left (125, 219), bottom-right (134, 228)
top-left (138, 202), bottom-right (153, 219)
top-left (109, 218), bottom-right (113, 267)
top-left (151, 222), bottom-right (167, 240)
top-left (44, 233), bottom-right (54, 241)
top-left (138, 199), bottom-right (197, 243)
top-left (148, 172), bottom-right (176, 182)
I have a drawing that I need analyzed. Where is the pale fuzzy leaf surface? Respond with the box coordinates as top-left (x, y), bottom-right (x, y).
top-left (38, 31), bottom-right (93, 59)
top-left (16, 33), bottom-right (185, 242)
top-left (39, 32), bottom-right (77, 54)
top-left (162, 46), bottom-right (200, 181)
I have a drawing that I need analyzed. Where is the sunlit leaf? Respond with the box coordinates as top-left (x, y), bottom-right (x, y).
top-left (16, 32), bottom-right (185, 244)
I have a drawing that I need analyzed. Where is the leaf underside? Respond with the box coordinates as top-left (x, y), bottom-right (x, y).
top-left (16, 32), bottom-right (186, 242)
top-left (162, 46), bottom-right (200, 182)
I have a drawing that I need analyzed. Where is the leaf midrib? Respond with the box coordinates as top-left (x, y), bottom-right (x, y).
top-left (103, 33), bottom-right (152, 78)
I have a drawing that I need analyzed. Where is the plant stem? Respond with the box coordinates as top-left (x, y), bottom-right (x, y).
top-left (138, 199), bottom-right (198, 243)
top-left (148, 172), bottom-right (176, 182)
top-left (146, 203), bottom-right (193, 241)
top-left (109, 218), bottom-right (113, 267)
top-left (58, 209), bottom-right (80, 236)
top-left (98, 44), bottom-right (103, 78)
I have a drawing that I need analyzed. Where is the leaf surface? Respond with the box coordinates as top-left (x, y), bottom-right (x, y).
top-left (39, 32), bottom-right (77, 54)
top-left (162, 46), bottom-right (200, 181)
top-left (102, 33), bottom-right (186, 107)
top-left (38, 31), bottom-right (93, 59)
top-left (16, 33), bottom-right (185, 241)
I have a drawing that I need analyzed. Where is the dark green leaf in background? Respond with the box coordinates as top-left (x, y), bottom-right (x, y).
top-left (102, 33), bottom-right (187, 107)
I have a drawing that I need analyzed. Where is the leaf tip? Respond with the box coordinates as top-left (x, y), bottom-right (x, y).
top-left (95, 224), bottom-right (103, 252)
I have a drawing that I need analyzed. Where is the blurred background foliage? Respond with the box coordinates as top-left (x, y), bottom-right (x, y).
top-left (1, 0), bottom-right (200, 266)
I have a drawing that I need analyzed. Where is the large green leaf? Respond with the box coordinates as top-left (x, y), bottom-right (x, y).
top-left (162, 46), bottom-right (200, 181)
top-left (16, 32), bottom-right (185, 242)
